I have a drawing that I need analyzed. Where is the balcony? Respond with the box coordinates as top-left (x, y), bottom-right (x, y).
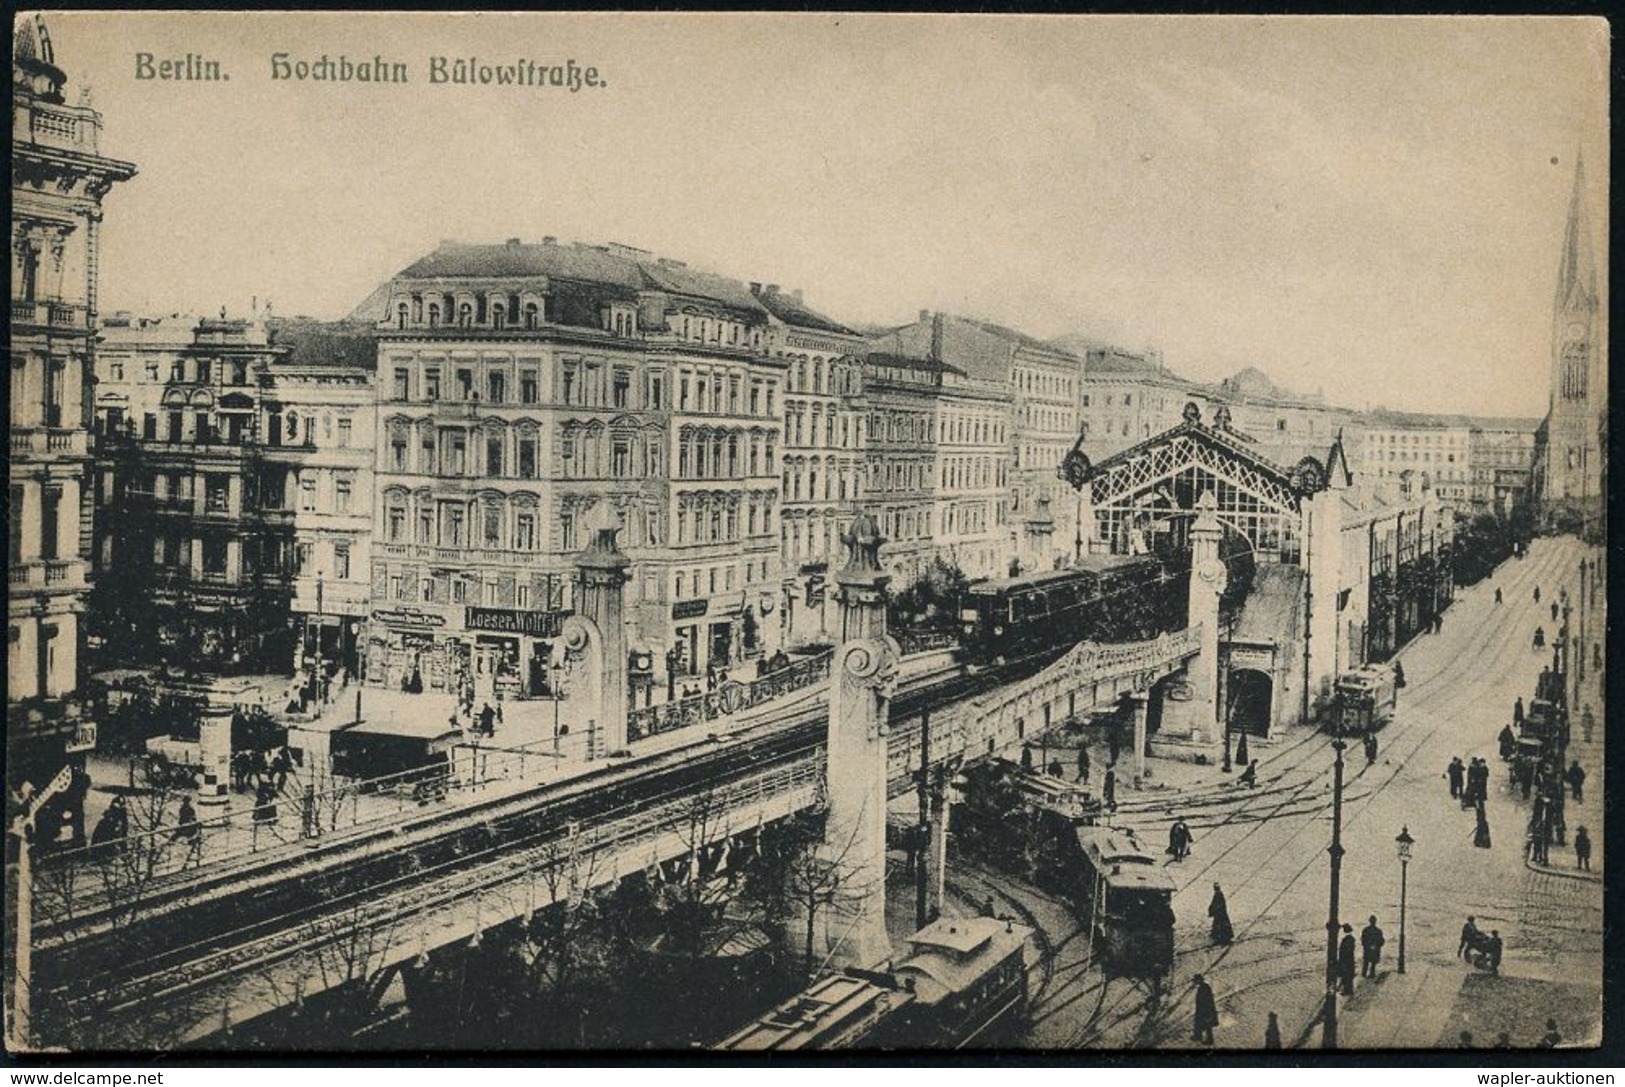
top-left (7, 559), bottom-right (87, 591)
top-left (11, 428), bottom-right (89, 457)
top-left (12, 299), bottom-right (90, 331)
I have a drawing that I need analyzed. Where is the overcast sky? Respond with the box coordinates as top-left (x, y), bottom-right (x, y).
top-left (41, 12), bottom-right (1608, 418)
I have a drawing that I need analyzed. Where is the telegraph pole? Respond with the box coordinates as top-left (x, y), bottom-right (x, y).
top-left (1323, 735), bottom-right (1347, 1049)
top-left (915, 710), bottom-right (931, 930)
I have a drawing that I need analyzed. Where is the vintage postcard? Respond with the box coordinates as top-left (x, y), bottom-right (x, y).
top-left (5, 11), bottom-right (1608, 1058)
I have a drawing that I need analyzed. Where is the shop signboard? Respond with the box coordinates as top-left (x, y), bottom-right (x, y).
top-left (672, 598), bottom-right (709, 620)
top-left (465, 606), bottom-right (571, 638)
top-left (372, 607), bottom-right (447, 628)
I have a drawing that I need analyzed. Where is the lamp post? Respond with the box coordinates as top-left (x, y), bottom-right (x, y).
top-left (1323, 732), bottom-right (1348, 1049)
top-left (1395, 826), bottom-right (1414, 974)
top-left (551, 658), bottom-right (563, 758)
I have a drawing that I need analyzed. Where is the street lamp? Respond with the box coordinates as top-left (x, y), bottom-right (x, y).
top-left (1395, 826), bottom-right (1414, 974)
top-left (1323, 731), bottom-right (1348, 1049)
top-left (551, 658), bottom-right (563, 757)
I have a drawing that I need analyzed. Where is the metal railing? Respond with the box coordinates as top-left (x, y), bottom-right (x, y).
top-left (895, 628), bottom-right (959, 655)
top-left (628, 650), bottom-right (833, 742)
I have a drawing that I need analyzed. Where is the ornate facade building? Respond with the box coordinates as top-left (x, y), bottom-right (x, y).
top-left (858, 352), bottom-right (949, 586)
top-left (754, 283), bottom-right (867, 648)
top-left (368, 239), bottom-right (787, 698)
top-left (10, 15), bottom-right (136, 839)
top-left (1536, 154), bottom-right (1606, 536)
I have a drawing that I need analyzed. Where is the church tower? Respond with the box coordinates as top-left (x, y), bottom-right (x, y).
top-left (1540, 152), bottom-right (1606, 532)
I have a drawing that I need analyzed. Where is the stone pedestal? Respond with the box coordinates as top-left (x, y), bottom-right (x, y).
top-left (1128, 691), bottom-right (1149, 788)
top-left (197, 704), bottom-right (232, 807)
top-left (814, 511), bottom-right (899, 972)
top-left (572, 506), bottom-right (632, 756)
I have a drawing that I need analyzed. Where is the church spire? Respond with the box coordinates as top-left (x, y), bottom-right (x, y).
top-left (1556, 150), bottom-right (1597, 313)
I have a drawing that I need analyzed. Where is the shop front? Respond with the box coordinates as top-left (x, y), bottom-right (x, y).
top-left (465, 605), bottom-right (571, 700)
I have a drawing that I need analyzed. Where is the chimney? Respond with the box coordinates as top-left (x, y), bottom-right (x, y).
top-left (542, 235), bottom-right (558, 246)
top-left (931, 312), bottom-right (944, 362)
top-left (918, 308), bottom-right (930, 323)
top-left (791, 288), bottom-right (803, 303)
top-left (749, 282), bottom-right (762, 296)
top-left (506, 237), bottom-right (521, 246)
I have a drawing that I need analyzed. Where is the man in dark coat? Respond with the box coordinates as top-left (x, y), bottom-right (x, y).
top-left (1446, 757), bottom-right (1465, 799)
top-left (1208, 883), bottom-right (1233, 945)
top-left (1514, 697), bottom-right (1525, 725)
top-left (1459, 916), bottom-right (1478, 960)
top-left (1575, 826), bottom-right (1592, 871)
top-left (1360, 915), bottom-right (1386, 978)
top-left (1474, 800), bottom-right (1493, 850)
top-left (1497, 725), bottom-right (1517, 760)
top-left (1103, 768), bottom-right (1117, 810)
top-left (1566, 760), bottom-right (1585, 803)
top-left (1338, 923), bottom-right (1357, 995)
top-left (1191, 974), bottom-right (1218, 1046)
top-left (1076, 745), bottom-right (1091, 783)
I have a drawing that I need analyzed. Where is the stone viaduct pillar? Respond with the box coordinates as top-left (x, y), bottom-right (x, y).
top-left (817, 510), bottom-right (900, 971)
top-left (569, 506), bottom-right (631, 758)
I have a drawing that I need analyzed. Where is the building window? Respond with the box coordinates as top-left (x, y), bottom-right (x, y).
top-left (425, 368), bottom-right (441, 401)
top-left (391, 434), bottom-right (407, 469)
top-left (393, 368), bottom-right (410, 399)
top-left (613, 369), bottom-right (630, 409)
top-left (649, 374), bottom-right (664, 409)
top-left (335, 544), bottom-right (351, 579)
top-left (445, 505), bottom-right (465, 546)
top-left (206, 475), bottom-right (230, 513)
top-left (299, 477), bottom-right (316, 512)
top-left (487, 436), bottom-right (504, 476)
top-left (387, 504), bottom-right (406, 542)
top-left (521, 371), bottom-right (538, 404)
top-left (515, 513), bottom-right (536, 551)
top-left (335, 478), bottom-right (352, 513)
top-left (418, 509), bottom-right (433, 544)
top-left (296, 542), bottom-right (313, 574)
top-left (483, 506), bottom-right (501, 547)
top-left (337, 418), bottom-right (352, 447)
top-left (488, 372), bottom-right (505, 404)
top-left (613, 439), bottom-right (630, 477)
top-left (518, 438), bottom-right (537, 479)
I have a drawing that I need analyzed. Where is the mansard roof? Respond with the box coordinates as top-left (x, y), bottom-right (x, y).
top-left (752, 286), bottom-right (856, 336)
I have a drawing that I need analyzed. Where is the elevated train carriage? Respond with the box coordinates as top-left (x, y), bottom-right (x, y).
top-left (957, 554), bottom-right (1170, 669)
top-left (1072, 825), bottom-right (1176, 982)
top-left (717, 916), bottom-right (1034, 1050)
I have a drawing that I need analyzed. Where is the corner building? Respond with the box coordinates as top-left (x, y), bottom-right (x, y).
top-left (9, 16), bottom-right (135, 840)
top-left (368, 239), bottom-right (786, 700)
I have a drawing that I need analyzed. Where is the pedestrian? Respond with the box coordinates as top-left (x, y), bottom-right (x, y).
top-left (90, 800), bottom-right (124, 857)
top-left (1494, 587), bottom-right (1502, 604)
top-left (1551, 601), bottom-right (1560, 622)
top-left (1497, 724), bottom-right (1516, 760)
top-left (1364, 732), bottom-right (1378, 766)
top-left (271, 748), bottom-right (290, 794)
top-left (1167, 820), bottom-right (1187, 861)
top-left (1534, 626), bottom-right (1545, 650)
top-left (1360, 915), bottom-right (1386, 978)
top-left (1047, 758), bottom-right (1064, 779)
top-left (1191, 974), bottom-right (1218, 1046)
top-left (1565, 760), bottom-right (1585, 803)
top-left (1459, 916), bottom-right (1478, 960)
top-left (1208, 883), bottom-right (1233, 945)
top-left (254, 780), bottom-right (279, 825)
top-left (1519, 758), bottom-right (1534, 800)
top-left (1514, 697), bottom-right (1524, 726)
top-left (1337, 923), bottom-right (1357, 995)
top-left (1393, 660), bottom-right (1406, 689)
top-left (1237, 760), bottom-right (1257, 787)
top-left (478, 702), bottom-right (496, 737)
top-left (1581, 704), bottom-right (1595, 744)
top-left (1107, 724), bottom-right (1121, 765)
top-left (172, 796), bottom-right (202, 868)
top-left (1446, 757), bottom-right (1464, 799)
top-left (1574, 826), bottom-right (1591, 871)
top-left (706, 662), bottom-right (718, 692)
top-left (1263, 1012), bottom-right (1282, 1050)
top-left (1534, 585), bottom-right (1541, 604)
top-left (982, 894), bottom-right (997, 917)
top-left (1076, 744), bottom-right (1091, 784)
top-left (1539, 1018), bottom-right (1561, 1048)
top-left (1474, 800), bottom-right (1492, 850)
top-left (1434, 612), bottom-right (1443, 634)
top-left (1103, 767), bottom-right (1117, 810)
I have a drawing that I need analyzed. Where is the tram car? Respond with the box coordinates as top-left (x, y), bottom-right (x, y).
top-left (957, 555), bottom-right (1169, 668)
top-left (1328, 666), bottom-right (1398, 735)
top-left (1519, 697), bottom-right (1566, 753)
top-left (1071, 825), bottom-right (1176, 981)
top-left (717, 916), bottom-right (1034, 1050)
top-left (330, 721), bottom-right (459, 796)
top-left (952, 759), bottom-right (1102, 891)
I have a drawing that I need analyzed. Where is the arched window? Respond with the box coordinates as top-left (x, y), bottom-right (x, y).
top-left (459, 303), bottom-right (473, 328)
top-left (492, 303), bottom-right (505, 329)
top-left (396, 302), bottom-right (408, 329)
top-left (524, 303), bottom-right (539, 329)
top-left (427, 303), bottom-right (440, 328)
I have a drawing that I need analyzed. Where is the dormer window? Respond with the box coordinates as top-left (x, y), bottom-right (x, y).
top-left (524, 303), bottom-right (539, 329)
top-left (396, 302), bottom-right (408, 329)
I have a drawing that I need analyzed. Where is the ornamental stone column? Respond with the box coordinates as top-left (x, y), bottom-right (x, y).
top-left (1186, 489), bottom-right (1227, 747)
top-left (570, 505), bottom-right (631, 757)
top-left (817, 510), bottom-right (900, 971)
top-left (1128, 690), bottom-right (1149, 788)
